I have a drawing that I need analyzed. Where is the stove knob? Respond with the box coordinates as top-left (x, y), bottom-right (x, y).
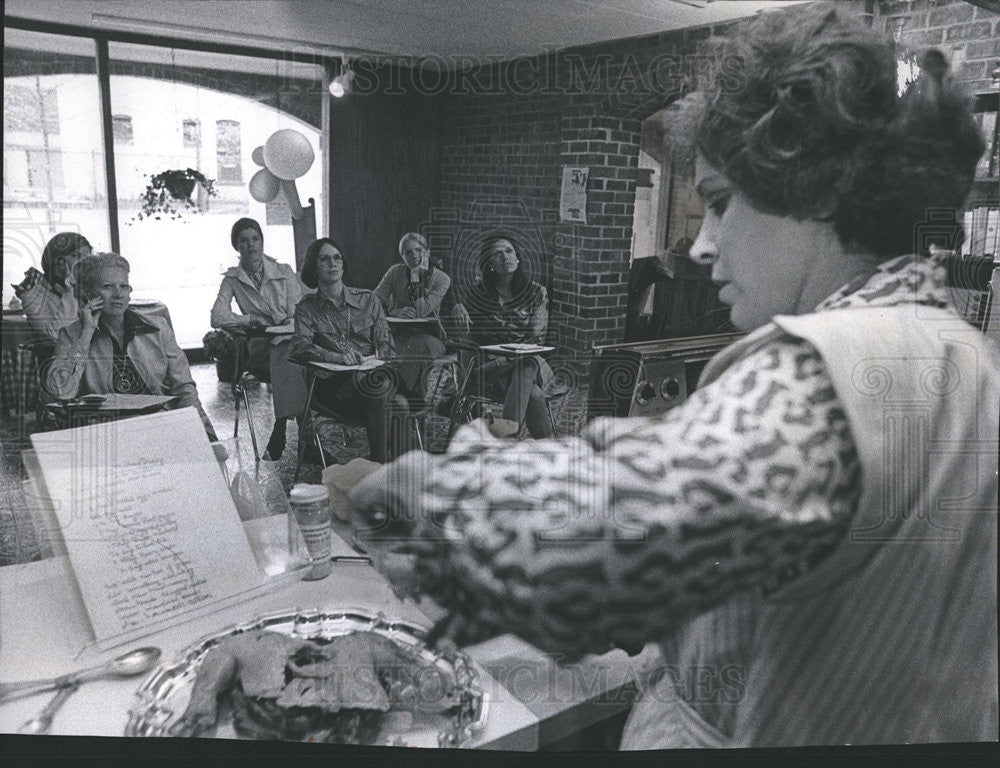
top-left (636, 381), bottom-right (656, 405)
top-left (659, 377), bottom-right (681, 401)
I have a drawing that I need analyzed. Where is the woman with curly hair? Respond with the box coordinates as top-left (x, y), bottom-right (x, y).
top-left (462, 234), bottom-right (557, 438)
top-left (351, 2), bottom-right (998, 747)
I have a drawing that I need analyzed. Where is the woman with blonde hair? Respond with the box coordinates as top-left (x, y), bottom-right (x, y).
top-left (46, 253), bottom-right (217, 440)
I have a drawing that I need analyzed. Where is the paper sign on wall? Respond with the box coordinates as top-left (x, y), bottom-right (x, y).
top-left (560, 166), bottom-right (589, 223)
top-left (29, 408), bottom-right (266, 647)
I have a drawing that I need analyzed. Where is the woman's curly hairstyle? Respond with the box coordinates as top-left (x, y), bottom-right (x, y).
top-left (690, 2), bottom-right (983, 260)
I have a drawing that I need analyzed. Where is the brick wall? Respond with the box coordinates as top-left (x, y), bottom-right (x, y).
top-left (434, 25), bottom-right (738, 365)
top-left (432, 0), bottom-right (998, 367)
top-left (873, 0), bottom-right (1000, 93)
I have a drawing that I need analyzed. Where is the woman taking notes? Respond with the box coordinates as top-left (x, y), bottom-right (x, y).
top-left (292, 238), bottom-right (409, 464)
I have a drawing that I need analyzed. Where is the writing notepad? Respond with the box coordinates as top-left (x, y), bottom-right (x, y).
top-left (309, 355), bottom-right (385, 372)
top-left (29, 408), bottom-right (266, 647)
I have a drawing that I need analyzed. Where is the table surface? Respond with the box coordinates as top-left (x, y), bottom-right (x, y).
top-left (305, 357), bottom-right (385, 373)
top-left (57, 393), bottom-right (178, 411)
top-left (478, 343), bottom-right (555, 356)
top-left (0, 515), bottom-right (541, 749)
top-left (0, 512), bottom-right (653, 749)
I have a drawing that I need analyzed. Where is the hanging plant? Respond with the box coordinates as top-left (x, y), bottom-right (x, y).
top-left (133, 168), bottom-right (218, 222)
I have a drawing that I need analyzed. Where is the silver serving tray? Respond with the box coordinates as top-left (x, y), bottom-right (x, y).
top-left (124, 607), bottom-right (488, 747)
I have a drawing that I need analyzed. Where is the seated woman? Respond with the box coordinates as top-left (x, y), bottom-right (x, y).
top-left (463, 234), bottom-right (555, 438)
top-left (45, 253), bottom-right (217, 440)
top-left (291, 238), bottom-right (409, 464)
top-left (374, 232), bottom-right (450, 403)
top-left (14, 232), bottom-right (92, 339)
top-left (210, 217), bottom-right (308, 460)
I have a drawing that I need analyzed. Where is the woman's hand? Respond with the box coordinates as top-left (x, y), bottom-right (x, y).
top-left (395, 307), bottom-right (418, 319)
top-left (350, 450), bottom-right (434, 543)
top-left (79, 297), bottom-right (103, 333)
top-left (244, 314), bottom-right (266, 328)
top-left (328, 349), bottom-right (363, 365)
top-left (451, 303), bottom-right (471, 333)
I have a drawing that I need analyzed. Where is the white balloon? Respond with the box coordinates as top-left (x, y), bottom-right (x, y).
top-left (263, 129), bottom-right (315, 180)
top-left (251, 146), bottom-right (266, 166)
top-left (248, 168), bottom-right (280, 203)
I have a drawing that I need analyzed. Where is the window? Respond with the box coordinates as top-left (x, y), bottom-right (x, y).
top-left (112, 114), bottom-right (133, 145)
top-left (182, 118), bottom-right (200, 149)
top-left (3, 28), bottom-right (112, 310)
top-left (107, 42), bottom-right (325, 347)
top-left (215, 119), bottom-right (242, 183)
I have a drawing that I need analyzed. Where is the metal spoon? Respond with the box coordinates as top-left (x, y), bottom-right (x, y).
top-left (17, 681), bottom-right (80, 734)
top-left (0, 646), bottom-right (161, 703)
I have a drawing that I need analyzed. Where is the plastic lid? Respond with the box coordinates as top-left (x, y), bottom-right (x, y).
top-left (289, 483), bottom-right (330, 504)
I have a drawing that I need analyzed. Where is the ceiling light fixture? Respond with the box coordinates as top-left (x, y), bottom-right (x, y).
top-left (329, 56), bottom-right (355, 98)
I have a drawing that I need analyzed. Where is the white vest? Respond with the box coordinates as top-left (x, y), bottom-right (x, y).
top-left (622, 306), bottom-right (999, 748)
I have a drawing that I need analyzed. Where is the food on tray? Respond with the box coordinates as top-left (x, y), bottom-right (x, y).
top-left (168, 629), bottom-right (461, 742)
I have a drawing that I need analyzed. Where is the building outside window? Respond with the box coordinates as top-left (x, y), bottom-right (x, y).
top-left (4, 28), bottom-right (326, 348)
top-left (112, 114), bottom-right (133, 145)
top-left (215, 119), bottom-right (242, 183)
top-left (182, 118), bottom-right (201, 149)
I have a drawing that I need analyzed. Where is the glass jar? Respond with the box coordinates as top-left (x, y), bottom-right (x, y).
top-left (288, 483), bottom-right (332, 580)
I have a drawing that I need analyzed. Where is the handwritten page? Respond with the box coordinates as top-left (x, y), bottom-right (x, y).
top-left (29, 408), bottom-right (266, 647)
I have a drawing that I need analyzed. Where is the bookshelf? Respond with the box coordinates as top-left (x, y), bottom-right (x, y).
top-left (955, 85), bottom-right (999, 333)
top-left (964, 90), bottom-right (999, 256)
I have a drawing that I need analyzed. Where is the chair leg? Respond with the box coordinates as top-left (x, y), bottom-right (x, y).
top-left (232, 343), bottom-right (243, 439)
top-left (17, 347), bottom-right (29, 438)
top-left (240, 383), bottom-right (260, 461)
top-left (293, 374), bottom-right (318, 484)
top-left (413, 415), bottom-right (424, 451)
top-left (314, 432), bottom-right (327, 469)
top-left (546, 400), bottom-right (559, 438)
top-left (446, 359), bottom-right (478, 444)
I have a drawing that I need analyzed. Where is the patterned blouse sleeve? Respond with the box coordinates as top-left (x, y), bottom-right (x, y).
top-left (524, 284), bottom-right (548, 344)
top-left (358, 334), bottom-right (861, 660)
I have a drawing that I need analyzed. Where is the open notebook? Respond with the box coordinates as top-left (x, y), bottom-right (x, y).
top-left (29, 408), bottom-right (267, 648)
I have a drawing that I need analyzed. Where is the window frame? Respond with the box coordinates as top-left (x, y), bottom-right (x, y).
top-left (4, 15), bottom-right (332, 255)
